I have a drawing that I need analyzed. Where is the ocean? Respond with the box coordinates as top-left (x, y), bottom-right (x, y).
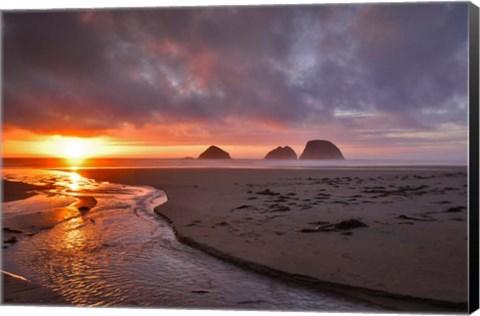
top-left (2, 157), bottom-right (468, 170)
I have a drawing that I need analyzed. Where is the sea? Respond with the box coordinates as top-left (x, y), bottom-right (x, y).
top-left (2, 157), bottom-right (468, 170)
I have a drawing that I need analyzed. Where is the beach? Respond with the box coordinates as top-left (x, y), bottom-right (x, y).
top-left (2, 165), bottom-right (468, 311)
top-left (76, 166), bottom-right (468, 310)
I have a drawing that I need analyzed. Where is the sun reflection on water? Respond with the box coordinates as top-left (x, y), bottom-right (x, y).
top-left (62, 217), bottom-right (87, 251)
top-left (69, 173), bottom-right (81, 191)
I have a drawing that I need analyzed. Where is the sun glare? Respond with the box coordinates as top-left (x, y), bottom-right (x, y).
top-left (37, 136), bottom-right (110, 165)
top-left (69, 172), bottom-right (81, 191)
top-left (61, 139), bottom-right (88, 159)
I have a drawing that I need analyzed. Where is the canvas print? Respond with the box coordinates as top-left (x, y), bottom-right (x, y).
top-left (1, 2), bottom-right (478, 313)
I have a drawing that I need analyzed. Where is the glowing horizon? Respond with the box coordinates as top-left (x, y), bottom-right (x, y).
top-left (1, 131), bottom-right (468, 162)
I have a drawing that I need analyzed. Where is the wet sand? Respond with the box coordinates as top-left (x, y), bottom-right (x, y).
top-left (2, 271), bottom-right (67, 305)
top-left (2, 180), bottom-right (45, 203)
top-left (2, 180), bottom-right (97, 306)
top-left (3, 180), bottom-right (97, 246)
top-left (74, 167), bottom-right (468, 311)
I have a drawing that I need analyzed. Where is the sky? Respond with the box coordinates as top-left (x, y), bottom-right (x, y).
top-left (1, 2), bottom-right (470, 160)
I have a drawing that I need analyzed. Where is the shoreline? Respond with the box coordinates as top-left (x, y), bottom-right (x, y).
top-left (153, 205), bottom-right (466, 312)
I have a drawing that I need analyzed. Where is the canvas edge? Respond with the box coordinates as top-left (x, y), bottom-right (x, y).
top-left (469, 1), bottom-right (480, 314)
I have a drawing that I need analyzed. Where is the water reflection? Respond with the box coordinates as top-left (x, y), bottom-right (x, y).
top-left (1, 169), bottom-right (162, 306)
top-left (65, 157), bottom-right (85, 168)
top-left (62, 217), bottom-right (86, 251)
top-left (69, 173), bottom-right (81, 191)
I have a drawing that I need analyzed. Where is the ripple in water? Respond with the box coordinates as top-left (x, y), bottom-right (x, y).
top-left (2, 169), bottom-right (383, 311)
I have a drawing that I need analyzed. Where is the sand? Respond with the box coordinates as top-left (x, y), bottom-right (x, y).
top-left (1, 271), bottom-right (67, 305)
top-left (74, 166), bottom-right (468, 311)
top-left (2, 180), bottom-right (44, 203)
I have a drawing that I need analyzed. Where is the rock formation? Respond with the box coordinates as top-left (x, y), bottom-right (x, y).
top-left (198, 146), bottom-right (232, 159)
top-left (299, 140), bottom-right (345, 160)
top-left (264, 146), bottom-right (297, 160)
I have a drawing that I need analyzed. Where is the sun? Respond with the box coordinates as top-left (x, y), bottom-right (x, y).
top-left (36, 136), bottom-right (111, 165)
top-left (50, 137), bottom-right (95, 160)
top-left (60, 139), bottom-right (89, 159)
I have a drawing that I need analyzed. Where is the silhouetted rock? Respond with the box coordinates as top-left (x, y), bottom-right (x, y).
top-left (299, 140), bottom-right (345, 160)
top-left (198, 146), bottom-right (231, 159)
top-left (264, 146), bottom-right (297, 160)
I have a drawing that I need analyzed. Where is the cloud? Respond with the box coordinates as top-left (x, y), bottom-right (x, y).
top-left (2, 3), bottom-right (469, 150)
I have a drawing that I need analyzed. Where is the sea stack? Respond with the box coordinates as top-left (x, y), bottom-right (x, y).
top-left (264, 146), bottom-right (297, 160)
top-left (299, 140), bottom-right (345, 160)
top-left (198, 146), bottom-right (232, 159)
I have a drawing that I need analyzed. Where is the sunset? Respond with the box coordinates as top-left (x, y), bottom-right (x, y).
top-left (2, 3), bottom-right (469, 161)
top-left (1, 2), bottom-right (477, 313)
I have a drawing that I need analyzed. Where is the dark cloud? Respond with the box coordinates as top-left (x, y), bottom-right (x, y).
top-left (3, 3), bottom-right (468, 137)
